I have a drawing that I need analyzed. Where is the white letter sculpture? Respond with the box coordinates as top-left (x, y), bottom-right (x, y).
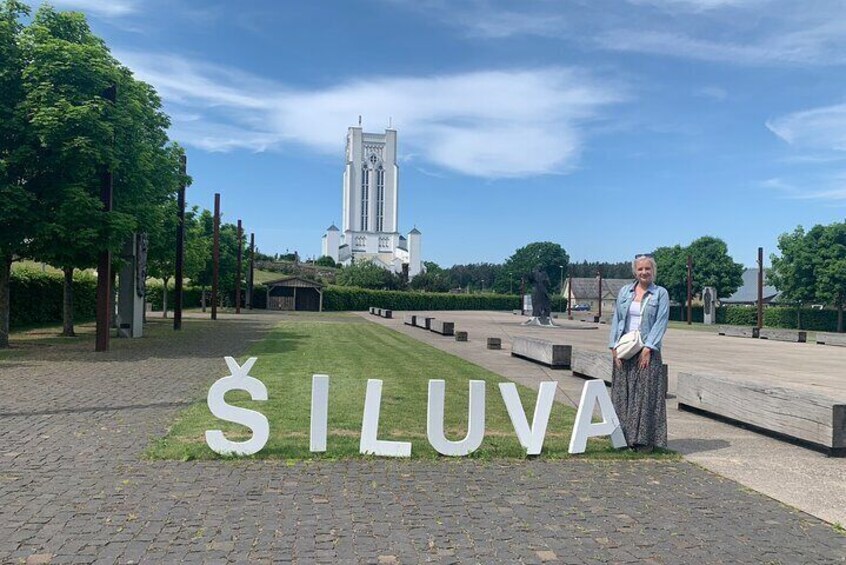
top-left (427, 380), bottom-right (486, 456)
top-left (206, 357), bottom-right (269, 456)
top-left (499, 381), bottom-right (557, 455)
top-left (310, 375), bottom-right (329, 452)
top-left (360, 379), bottom-right (411, 457)
top-left (568, 380), bottom-right (627, 454)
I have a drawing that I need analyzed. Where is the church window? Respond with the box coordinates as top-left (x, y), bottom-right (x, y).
top-left (360, 164), bottom-right (370, 230)
top-left (376, 165), bottom-right (385, 232)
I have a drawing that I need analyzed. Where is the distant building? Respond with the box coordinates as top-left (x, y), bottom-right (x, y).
top-left (719, 268), bottom-right (781, 305)
top-left (562, 277), bottom-right (632, 313)
top-left (321, 126), bottom-right (423, 278)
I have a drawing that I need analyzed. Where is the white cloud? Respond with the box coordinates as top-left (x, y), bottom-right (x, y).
top-left (28, 0), bottom-right (139, 17)
top-left (766, 104), bottom-right (846, 151)
top-left (695, 86), bottom-right (728, 101)
top-left (118, 51), bottom-right (625, 178)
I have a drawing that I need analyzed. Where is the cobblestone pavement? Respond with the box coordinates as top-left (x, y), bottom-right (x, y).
top-left (1, 313), bottom-right (844, 564)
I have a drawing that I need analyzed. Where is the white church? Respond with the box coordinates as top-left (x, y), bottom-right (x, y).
top-left (321, 125), bottom-right (423, 278)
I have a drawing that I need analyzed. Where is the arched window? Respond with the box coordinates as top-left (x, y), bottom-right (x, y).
top-left (360, 163), bottom-right (369, 230)
top-left (376, 165), bottom-right (385, 232)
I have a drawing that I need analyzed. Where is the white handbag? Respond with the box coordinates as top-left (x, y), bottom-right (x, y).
top-left (615, 330), bottom-right (643, 360)
top-left (614, 294), bottom-right (650, 360)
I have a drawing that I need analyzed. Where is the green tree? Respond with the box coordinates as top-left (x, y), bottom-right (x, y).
top-left (654, 237), bottom-right (743, 306)
top-left (336, 261), bottom-right (402, 290)
top-left (315, 255), bottom-right (336, 268)
top-left (499, 242), bottom-right (569, 294)
top-left (772, 222), bottom-right (846, 331)
top-left (0, 0), bottom-right (30, 347)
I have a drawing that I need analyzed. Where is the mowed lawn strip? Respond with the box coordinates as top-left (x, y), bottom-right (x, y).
top-left (148, 313), bottom-right (668, 460)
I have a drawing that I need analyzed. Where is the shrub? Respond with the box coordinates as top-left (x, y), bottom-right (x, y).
top-left (321, 286), bottom-right (567, 312)
top-left (9, 269), bottom-right (97, 328)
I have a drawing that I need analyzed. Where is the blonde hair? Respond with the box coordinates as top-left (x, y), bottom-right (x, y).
top-left (632, 255), bottom-right (657, 279)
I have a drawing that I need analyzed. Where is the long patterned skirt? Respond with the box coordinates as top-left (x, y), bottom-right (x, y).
top-left (611, 349), bottom-right (667, 448)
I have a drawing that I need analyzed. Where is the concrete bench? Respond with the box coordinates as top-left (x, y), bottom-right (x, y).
top-left (718, 325), bottom-right (759, 338)
top-left (455, 331), bottom-right (468, 342)
top-left (380, 309), bottom-right (392, 319)
top-left (510, 337), bottom-right (571, 369)
top-left (414, 316), bottom-right (433, 330)
top-left (369, 307), bottom-right (376, 315)
top-left (486, 337), bottom-right (502, 350)
top-left (403, 314), bottom-right (417, 326)
top-left (571, 349), bottom-right (668, 395)
top-left (816, 332), bottom-right (846, 347)
top-left (758, 328), bottom-right (807, 343)
top-left (430, 320), bottom-right (454, 336)
top-left (677, 372), bottom-right (846, 456)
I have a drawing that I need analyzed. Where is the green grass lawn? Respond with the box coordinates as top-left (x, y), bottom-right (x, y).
top-left (148, 313), bottom-right (675, 461)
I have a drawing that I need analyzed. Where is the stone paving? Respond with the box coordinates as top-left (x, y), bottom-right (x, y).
top-left (1, 312), bottom-right (844, 564)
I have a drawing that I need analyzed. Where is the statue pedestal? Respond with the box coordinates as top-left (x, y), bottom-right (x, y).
top-left (117, 234), bottom-right (146, 338)
top-left (703, 286), bottom-right (717, 325)
top-left (521, 316), bottom-right (556, 327)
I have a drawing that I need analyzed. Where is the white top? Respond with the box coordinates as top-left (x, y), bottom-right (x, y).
top-left (627, 300), bottom-right (642, 333)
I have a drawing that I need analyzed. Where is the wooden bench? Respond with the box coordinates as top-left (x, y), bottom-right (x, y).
top-left (510, 337), bottom-right (571, 369)
top-left (571, 349), bottom-right (668, 395)
top-left (403, 314), bottom-right (417, 326)
top-left (430, 320), bottom-right (454, 336)
top-left (677, 372), bottom-right (846, 456)
top-left (455, 331), bottom-right (468, 342)
top-left (718, 325), bottom-right (759, 338)
top-left (758, 328), bottom-right (807, 343)
top-left (486, 337), bottom-right (502, 350)
top-left (816, 332), bottom-right (846, 347)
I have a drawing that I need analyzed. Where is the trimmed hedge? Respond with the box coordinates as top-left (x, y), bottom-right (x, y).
top-left (9, 269), bottom-right (97, 328)
top-left (322, 286), bottom-right (567, 312)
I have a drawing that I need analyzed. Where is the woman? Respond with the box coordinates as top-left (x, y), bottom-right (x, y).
top-left (608, 254), bottom-right (670, 452)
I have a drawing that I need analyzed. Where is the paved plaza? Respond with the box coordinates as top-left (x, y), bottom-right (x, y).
top-left (1, 311), bottom-right (844, 564)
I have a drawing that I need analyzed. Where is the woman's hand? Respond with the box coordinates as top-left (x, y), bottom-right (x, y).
top-left (611, 348), bottom-right (622, 369)
top-left (638, 347), bottom-right (651, 369)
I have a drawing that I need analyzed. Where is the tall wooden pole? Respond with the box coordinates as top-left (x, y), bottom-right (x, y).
top-left (211, 193), bottom-right (220, 320)
top-left (597, 270), bottom-right (603, 318)
top-left (248, 233), bottom-right (255, 310)
top-left (235, 219), bottom-right (242, 314)
top-left (757, 247), bottom-right (764, 329)
top-left (173, 154), bottom-right (186, 330)
top-left (687, 254), bottom-right (693, 325)
top-left (567, 275), bottom-right (573, 319)
top-left (95, 84), bottom-right (116, 352)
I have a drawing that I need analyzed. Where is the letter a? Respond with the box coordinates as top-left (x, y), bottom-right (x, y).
top-left (568, 380), bottom-right (627, 454)
top-left (206, 357), bottom-right (269, 456)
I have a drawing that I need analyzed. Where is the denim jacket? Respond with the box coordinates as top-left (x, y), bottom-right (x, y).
top-left (608, 282), bottom-right (670, 352)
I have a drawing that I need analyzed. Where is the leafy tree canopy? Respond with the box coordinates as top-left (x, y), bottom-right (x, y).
top-left (499, 242), bottom-right (569, 294)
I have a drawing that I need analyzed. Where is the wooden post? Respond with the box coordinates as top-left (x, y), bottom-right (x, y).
top-left (248, 233), bottom-right (255, 310)
top-left (95, 84), bottom-right (117, 352)
top-left (235, 219), bottom-right (242, 314)
top-left (211, 193), bottom-right (220, 320)
top-left (174, 154), bottom-right (186, 330)
top-left (757, 247), bottom-right (764, 329)
top-left (687, 254), bottom-right (693, 325)
top-left (597, 271), bottom-right (603, 318)
top-left (567, 275), bottom-right (573, 320)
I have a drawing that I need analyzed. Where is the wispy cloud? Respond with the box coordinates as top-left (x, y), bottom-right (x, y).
top-left (117, 51), bottom-right (626, 178)
top-left (27, 0), bottom-right (139, 17)
top-left (694, 86), bottom-right (728, 101)
top-left (766, 103), bottom-right (846, 151)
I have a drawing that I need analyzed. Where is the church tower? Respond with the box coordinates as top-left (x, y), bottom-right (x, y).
top-left (322, 125), bottom-right (422, 277)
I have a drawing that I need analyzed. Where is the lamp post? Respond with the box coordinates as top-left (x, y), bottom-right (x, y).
top-left (559, 265), bottom-right (564, 315)
top-left (596, 270), bottom-right (603, 319)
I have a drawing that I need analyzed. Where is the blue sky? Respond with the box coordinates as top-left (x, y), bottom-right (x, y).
top-left (33, 0), bottom-right (846, 268)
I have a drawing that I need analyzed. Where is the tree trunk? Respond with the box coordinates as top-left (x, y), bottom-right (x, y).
top-left (162, 276), bottom-right (169, 318)
top-left (62, 266), bottom-right (75, 337)
top-left (201, 286), bottom-right (207, 312)
top-left (0, 255), bottom-right (11, 349)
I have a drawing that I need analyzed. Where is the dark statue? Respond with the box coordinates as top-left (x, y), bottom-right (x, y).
top-left (530, 266), bottom-right (551, 321)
